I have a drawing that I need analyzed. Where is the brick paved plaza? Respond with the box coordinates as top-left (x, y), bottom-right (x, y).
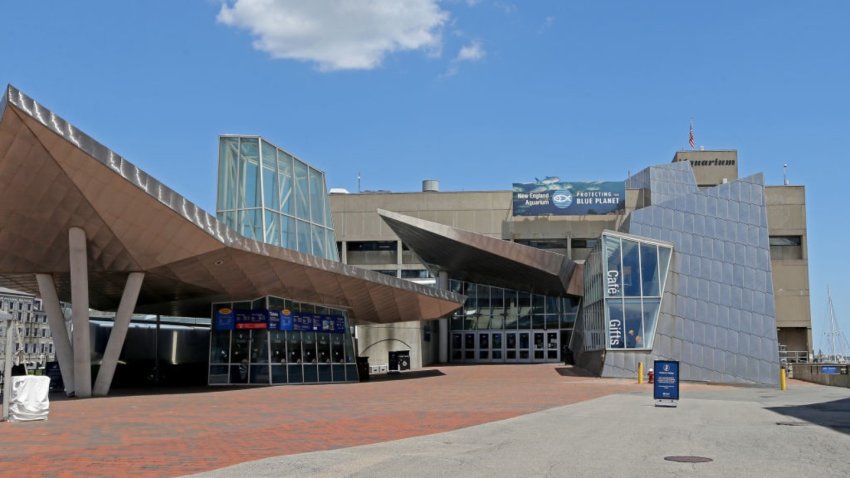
top-left (0, 364), bottom-right (645, 477)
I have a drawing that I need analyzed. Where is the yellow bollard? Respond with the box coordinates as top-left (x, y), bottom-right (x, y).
top-left (780, 367), bottom-right (787, 391)
top-left (638, 362), bottom-right (644, 384)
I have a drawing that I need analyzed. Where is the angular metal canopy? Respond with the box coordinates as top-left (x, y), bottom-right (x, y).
top-left (378, 209), bottom-right (583, 297)
top-left (0, 85), bottom-right (463, 323)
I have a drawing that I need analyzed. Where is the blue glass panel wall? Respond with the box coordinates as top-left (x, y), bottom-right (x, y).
top-left (216, 136), bottom-right (339, 261)
top-left (618, 167), bottom-right (780, 386)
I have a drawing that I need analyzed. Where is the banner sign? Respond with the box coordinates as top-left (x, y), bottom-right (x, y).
top-left (213, 307), bottom-right (235, 331)
top-left (821, 366), bottom-right (840, 375)
top-left (512, 179), bottom-right (625, 216)
top-left (292, 313), bottom-right (313, 331)
top-left (278, 309), bottom-right (294, 331)
top-left (653, 360), bottom-right (680, 402)
top-left (268, 310), bottom-right (280, 330)
top-left (235, 309), bottom-right (269, 329)
top-left (218, 308), bottom-right (345, 333)
top-left (334, 316), bottom-right (347, 334)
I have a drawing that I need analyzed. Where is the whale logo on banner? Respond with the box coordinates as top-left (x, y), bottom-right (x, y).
top-left (552, 189), bottom-right (573, 209)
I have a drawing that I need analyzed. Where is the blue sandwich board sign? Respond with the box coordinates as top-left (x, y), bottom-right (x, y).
top-left (653, 360), bottom-right (679, 407)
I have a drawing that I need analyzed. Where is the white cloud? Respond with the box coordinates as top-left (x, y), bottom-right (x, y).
top-left (456, 40), bottom-right (485, 62)
top-left (217, 0), bottom-right (450, 71)
top-left (441, 40), bottom-right (485, 78)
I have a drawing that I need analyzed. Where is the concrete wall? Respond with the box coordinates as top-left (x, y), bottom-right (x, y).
top-left (356, 321), bottom-right (423, 370)
top-left (792, 364), bottom-right (850, 388)
top-left (765, 185), bottom-right (812, 353)
top-left (330, 191), bottom-right (510, 241)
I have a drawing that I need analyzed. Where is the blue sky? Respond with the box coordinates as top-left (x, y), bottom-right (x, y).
top-left (2, 1), bottom-right (848, 352)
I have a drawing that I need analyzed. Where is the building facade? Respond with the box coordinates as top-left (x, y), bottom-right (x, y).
top-left (0, 85), bottom-right (811, 391)
top-left (0, 288), bottom-right (55, 375)
top-left (0, 85), bottom-right (462, 397)
top-left (330, 151), bottom-right (812, 385)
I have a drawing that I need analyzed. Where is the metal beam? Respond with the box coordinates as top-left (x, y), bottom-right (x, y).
top-left (35, 274), bottom-right (75, 396)
top-left (93, 272), bottom-right (144, 396)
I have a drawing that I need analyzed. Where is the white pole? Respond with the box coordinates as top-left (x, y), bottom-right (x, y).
top-left (36, 274), bottom-right (75, 396)
top-left (69, 227), bottom-right (92, 398)
top-left (2, 310), bottom-right (15, 420)
top-left (93, 272), bottom-right (144, 396)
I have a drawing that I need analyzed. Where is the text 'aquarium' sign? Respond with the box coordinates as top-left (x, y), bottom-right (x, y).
top-left (512, 178), bottom-right (625, 216)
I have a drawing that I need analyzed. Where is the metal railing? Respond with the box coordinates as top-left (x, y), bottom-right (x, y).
top-left (779, 350), bottom-right (809, 364)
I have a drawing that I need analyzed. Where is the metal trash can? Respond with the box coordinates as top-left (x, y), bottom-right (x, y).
top-left (356, 356), bottom-right (370, 382)
top-left (388, 351), bottom-right (411, 373)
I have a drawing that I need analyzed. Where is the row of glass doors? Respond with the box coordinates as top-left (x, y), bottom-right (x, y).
top-left (451, 330), bottom-right (563, 363)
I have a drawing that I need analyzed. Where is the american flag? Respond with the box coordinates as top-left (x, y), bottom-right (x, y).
top-left (688, 121), bottom-right (696, 150)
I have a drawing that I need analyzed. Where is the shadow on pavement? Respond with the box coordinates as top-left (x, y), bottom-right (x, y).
top-left (367, 369), bottom-right (446, 382)
top-left (555, 366), bottom-right (594, 377)
top-left (47, 384), bottom-right (259, 400)
top-left (767, 397), bottom-right (850, 436)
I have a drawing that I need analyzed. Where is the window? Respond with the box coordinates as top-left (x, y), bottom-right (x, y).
top-left (571, 238), bottom-right (599, 250)
top-left (346, 241), bottom-right (398, 265)
top-left (515, 238), bottom-right (568, 250)
top-left (598, 233), bottom-right (671, 351)
top-left (769, 235), bottom-right (802, 260)
top-left (401, 269), bottom-right (433, 279)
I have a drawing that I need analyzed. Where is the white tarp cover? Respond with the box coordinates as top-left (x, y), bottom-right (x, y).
top-left (9, 376), bottom-right (50, 422)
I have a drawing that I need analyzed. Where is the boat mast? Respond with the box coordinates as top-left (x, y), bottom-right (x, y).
top-left (825, 286), bottom-right (847, 362)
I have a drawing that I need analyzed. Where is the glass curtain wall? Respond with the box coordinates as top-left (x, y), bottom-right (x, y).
top-left (575, 232), bottom-right (672, 353)
top-left (208, 296), bottom-right (358, 385)
top-left (448, 279), bottom-right (579, 363)
top-left (216, 136), bottom-right (339, 261)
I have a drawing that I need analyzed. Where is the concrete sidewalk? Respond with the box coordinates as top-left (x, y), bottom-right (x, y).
top-left (191, 381), bottom-right (850, 478)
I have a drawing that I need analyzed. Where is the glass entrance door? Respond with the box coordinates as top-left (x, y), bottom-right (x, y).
top-left (476, 332), bottom-right (490, 362)
top-left (472, 332), bottom-right (505, 363)
top-left (505, 332), bottom-right (517, 361)
top-left (450, 330), bottom-right (559, 363)
top-left (517, 332), bottom-right (532, 362)
top-left (533, 332), bottom-right (546, 360)
top-left (464, 333), bottom-right (475, 361)
top-left (451, 333), bottom-right (463, 361)
top-left (491, 332), bottom-right (504, 362)
top-left (546, 332), bottom-right (560, 362)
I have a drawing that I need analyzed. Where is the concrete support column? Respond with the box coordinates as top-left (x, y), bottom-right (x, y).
top-left (69, 227), bottom-right (91, 398)
top-left (438, 270), bottom-right (449, 364)
top-left (806, 327), bottom-right (814, 361)
top-left (35, 274), bottom-right (75, 396)
top-left (2, 310), bottom-right (15, 420)
top-left (93, 272), bottom-right (144, 396)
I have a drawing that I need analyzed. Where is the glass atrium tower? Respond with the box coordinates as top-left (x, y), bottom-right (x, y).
top-left (217, 135), bottom-right (338, 261)
top-left (212, 135), bottom-right (356, 385)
